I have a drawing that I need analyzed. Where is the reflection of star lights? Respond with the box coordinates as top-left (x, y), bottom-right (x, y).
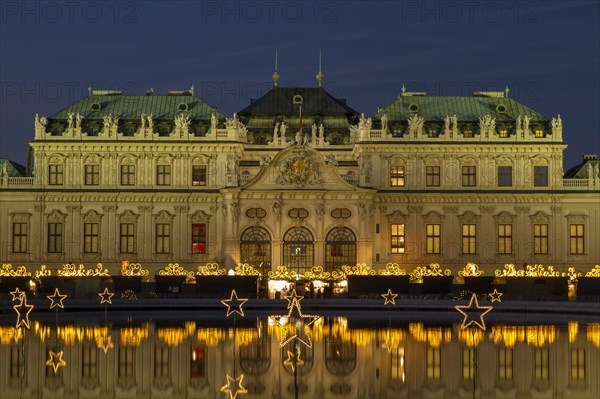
top-left (97, 334), bottom-right (113, 354)
top-left (221, 290), bottom-right (248, 317)
top-left (10, 287), bottom-right (23, 301)
top-left (98, 288), bottom-right (114, 304)
top-left (283, 350), bottom-right (304, 372)
top-left (47, 288), bottom-right (68, 309)
top-left (381, 288), bottom-right (398, 305)
top-left (488, 288), bottom-right (503, 302)
top-left (46, 350), bottom-right (66, 373)
top-left (220, 374), bottom-right (247, 399)
top-left (272, 289), bottom-right (320, 348)
top-left (455, 293), bottom-right (493, 331)
top-left (14, 293), bottom-right (34, 329)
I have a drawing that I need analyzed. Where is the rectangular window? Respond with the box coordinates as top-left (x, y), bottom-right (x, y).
top-left (192, 165), bottom-right (207, 186)
top-left (120, 165), bottom-right (135, 186)
top-left (462, 166), bottom-right (476, 187)
top-left (48, 222), bottom-right (63, 253)
top-left (390, 224), bottom-right (405, 254)
top-left (569, 224), bottom-right (585, 255)
top-left (535, 348), bottom-right (549, 381)
top-left (83, 223), bottom-right (99, 253)
top-left (84, 164), bottom-right (100, 185)
top-left (156, 165), bottom-right (171, 186)
top-left (426, 224), bottom-right (441, 254)
top-left (390, 166), bottom-right (405, 187)
top-left (426, 166), bottom-right (440, 187)
top-left (120, 223), bottom-right (135, 253)
top-left (48, 164), bottom-right (63, 186)
top-left (498, 166), bottom-right (513, 187)
top-left (534, 224), bottom-right (548, 254)
top-left (499, 348), bottom-right (513, 380)
top-left (192, 223), bottom-right (206, 254)
top-left (191, 347), bottom-right (205, 378)
top-left (82, 345), bottom-right (97, 378)
top-left (571, 348), bottom-right (585, 381)
top-left (535, 129), bottom-right (545, 138)
top-left (534, 166), bottom-right (548, 187)
top-left (498, 224), bottom-right (512, 254)
top-left (499, 129), bottom-right (509, 138)
top-left (462, 224), bottom-right (476, 254)
top-left (426, 347), bottom-right (441, 380)
top-left (463, 347), bottom-right (475, 380)
top-left (12, 222), bottom-right (27, 253)
top-left (154, 346), bottom-right (169, 378)
top-left (390, 347), bottom-right (405, 383)
top-left (156, 223), bottom-right (171, 254)
top-left (118, 347), bottom-right (134, 378)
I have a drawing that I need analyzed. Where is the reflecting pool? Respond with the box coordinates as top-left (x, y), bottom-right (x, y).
top-left (1, 310), bottom-right (599, 399)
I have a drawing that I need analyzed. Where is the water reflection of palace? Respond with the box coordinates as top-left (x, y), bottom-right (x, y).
top-left (1, 320), bottom-right (599, 399)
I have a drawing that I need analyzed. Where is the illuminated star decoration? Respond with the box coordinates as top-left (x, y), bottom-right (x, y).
top-left (455, 293), bottom-right (493, 331)
top-left (488, 288), bottom-right (503, 303)
top-left (13, 293), bottom-right (34, 329)
top-left (10, 287), bottom-right (23, 301)
top-left (282, 288), bottom-right (304, 309)
top-left (47, 288), bottom-right (68, 309)
top-left (381, 288), bottom-right (398, 305)
top-left (45, 350), bottom-right (66, 373)
top-left (283, 350), bottom-right (304, 372)
top-left (220, 374), bottom-right (248, 399)
top-left (98, 288), bottom-right (114, 304)
top-left (221, 290), bottom-right (248, 317)
top-left (97, 334), bottom-right (114, 354)
top-left (272, 289), bottom-right (320, 348)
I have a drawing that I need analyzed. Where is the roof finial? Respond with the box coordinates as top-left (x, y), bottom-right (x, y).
top-left (272, 49), bottom-right (280, 88)
top-left (88, 85), bottom-right (93, 96)
top-left (504, 85), bottom-right (510, 98)
top-left (316, 49), bottom-right (324, 88)
top-left (401, 84), bottom-right (407, 96)
top-left (190, 84), bottom-right (195, 96)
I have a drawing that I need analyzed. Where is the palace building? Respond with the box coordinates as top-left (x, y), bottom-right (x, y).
top-left (1, 72), bottom-right (599, 278)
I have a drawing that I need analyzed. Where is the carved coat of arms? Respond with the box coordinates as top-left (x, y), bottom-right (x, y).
top-left (275, 151), bottom-right (323, 187)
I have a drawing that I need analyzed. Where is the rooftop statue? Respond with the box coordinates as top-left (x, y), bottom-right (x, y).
top-left (75, 113), bottom-right (84, 129)
top-left (211, 112), bottom-right (218, 130)
top-left (381, 113), bottom-right (388, 132)
top-left (67, 113), bottom-right (74, 130)
top-left (140, 113), bottom-right (146, 130)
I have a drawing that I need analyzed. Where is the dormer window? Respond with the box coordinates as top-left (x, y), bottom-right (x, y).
top-left (463, 129), bottom-right (474, 138)
top-left (535, 129), bottom-right (545, 138)
top-left (499, 129), bottom-right (509, 138)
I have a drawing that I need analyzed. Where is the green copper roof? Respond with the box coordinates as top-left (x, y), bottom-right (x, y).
top-left (377, 95), bottom-right (547, 122)
top-left (49, 95), bottom-right (222, 121)
top-left (564, 158), bottom-right (599, 178)
top-left (0, 158), bottom-right (26, 176)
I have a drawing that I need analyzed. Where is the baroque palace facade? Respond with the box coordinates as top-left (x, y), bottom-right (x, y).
top-left (1, 79), bottom-right (599, 277)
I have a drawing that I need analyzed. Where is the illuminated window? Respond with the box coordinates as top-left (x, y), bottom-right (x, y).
top-left (240, 226), bottom-right (271, 275)
top-left (498, 224), bottom-right (512, 254)
top-left (426, 166), bottom-right (440, 187)
top-left (120, 165), bottom-right (135, 186)
top-left (498, 348), bottom-right (513, 380)
top-left (463, 347), bottom-right (475, 380)
top-left (119, 347), bottom-right (134, 378)
top-left (48, 222), bottom-right (63, 253)
top-left (462, 166), bottom-right (476, 187)
top-left (192, 165), bottom-right (207, 186)
top-left (569, 224), bottom-right (584, 255)
top-left (390, 224), bottom-right (405, 254)
top-left (83, 223), bottom-right (99, 253)
top-left (12, 222), bottom-right (27, 253)
top-left (534, 224), bottom-right (548, 254)
top-left (156, 165), bottom-right (171, 186)
top-left (120, 223), bottom-right (135, 253)
top-left (283, 227), bottom-right (314, 274)
top-left (154, 346), bottom-right (169, 378)
top-left (571, 348), bottom-right (585, 381)
top-left (155, 223), bottom-right (170, 254)
top-left (535, 129), bottom-right (545, 138)
top-left (535, 348), bottom-right (549, 381)
top-left (462, 224), bottom-right (476, 254)
top-left (427, 347), bottom-right (441, 379)
top-left (426, 224), bottom-right (440, 254)
top-left (192, 223), bottom-right (206, 254)
top-left (84, 164), bottom-right (100, 185)
top-left (463, 129), bottom-right (473, 138)
top-left (390, 166), bottom-right (405, 187)
top-left (498, 166), bottom-right (512, 187)
top-left (191, 347), bottom-right (205, 378)
top-left (499, 129), bottom-right (509, 138)
top-left (390, 347), bottom-right (405, 383)
top-left (48, 164), bottom-right (63, 185)
top-left (534, 166), bottom-right (548, 187)
top-left (325, 227), bottom-right (356, 270)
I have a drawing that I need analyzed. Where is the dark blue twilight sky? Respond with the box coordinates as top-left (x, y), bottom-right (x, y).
top-left (1, 1), bottom-right (598, 169)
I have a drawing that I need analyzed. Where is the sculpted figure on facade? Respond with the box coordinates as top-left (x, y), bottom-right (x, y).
top-left (450, 114), bottom-right (458, 136)
top-left (594, 164), bottom-right (599, 179)
top-left (587, 163), bottom-right (594, 179)
top-left (360, 154), bottom-right (372, 176)
top-left (316, 202), bottom-right (326, 217)
top-left (312, 123), bottom-right (317, 136)
top-left (273, 122), bottom-right (280, 139)
top-left (147, 113), bottom-right (154, 130)
top-left (1, 161), bottom-right (8, 177)
top-left (325, 152), bottom-right (337, 167)
top-left (174, 114), bottom-right (191, 136)
top-left (295, 130), bottom-right (303, 146)
top-left (67, 113), bottom-right (74, 130)
top-left (319, 123), bottom-right (325, 137)
top-left (211, 112), bottom-right (218, 130)
top-left (407, 113), bottom-right (424, 137)
top-left (444, 115), bottom-right (450, 135)
top-left (259, 155), bottom-right (272, 166)
top-left (272, 200), bottom-right (281, 222)
top-left (140, 113), bottom-right (146, 130)
top-left (358, 113), bottom-right (367, 129)
top-left (516, 115), bottom-right (523, 135)
top-left (75, 113), bottom-right (84, 129)
top-left (280, 121), bottom-right (287, 136)
top-left (34, 113), bottom-right (48, 129)
top-left (381, 113), bottom-right (388, 132)
top-left (479, 114), bottom-right (496, 137)
top-left (551, 114), bottom-right (562, 136)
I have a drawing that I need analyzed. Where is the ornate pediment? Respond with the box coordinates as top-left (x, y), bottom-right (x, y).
top-left (118, 210), bottom-right (139, 222)
top-left (47, 209), bottom-right (66, 222)
top-left (458, 210), bottom-right (480, 223)
top-left (493, 211), bottom-right (515, 224)
top-left (387, 210), bottom-right (408, 223)
top-left (10, 212), bottom-right (31, 222)
top-left (83, 210), bottom-right (103, 222)
top-left (154, 210), bottom-right (174, 222)
top-left (191, 210), bottom-right (211, 223)
top-left (275, 149), bottom-right (323, 187)
top-left (422, 210), bottom-right (444, 223)
top-left (565, 213), bottom-right (587, 224)
top-left (530, 211), bottom-right (549, 224)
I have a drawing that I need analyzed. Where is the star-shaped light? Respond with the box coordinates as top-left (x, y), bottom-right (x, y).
top-left (10, 287), bottom-right (23, 301)
top-left (221, 290), bottom-right (248, 317)
top-left (283, 350), bottom-right (304, 372)
top-left (98, 288), bottom-right (114, 304)
top-left (13, 293), bottom-right (34, 329)
top-left (46, 350), bottom-right (66, 373)
top-left (283, 289), bottom-right (304, 309)
top-left (272, 292), bottom-right (320, 348)
top-left (47, 288), bottom-right (68, 309)
top-left (488, 288), bottom-right (503, 303)
top-left (97, 334), bottom-right (113, 354)
top-left (381, 288), bottom-right (398, 305)
top-left (220, 374), bottom-right (248, 399)
top-left (455, 293), bottom-right (493, 331)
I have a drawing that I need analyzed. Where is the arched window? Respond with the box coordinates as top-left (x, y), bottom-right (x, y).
top-left (239, 321), bottom-right (270, 376)
top-left (325, 337), bottom-right (356, 376)
top-left (283, 227), bottom-right (314, 274)
top-left (325, 227), bottom-right (356, 270)
top-left (240, 227), bottom-right (271, 276)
